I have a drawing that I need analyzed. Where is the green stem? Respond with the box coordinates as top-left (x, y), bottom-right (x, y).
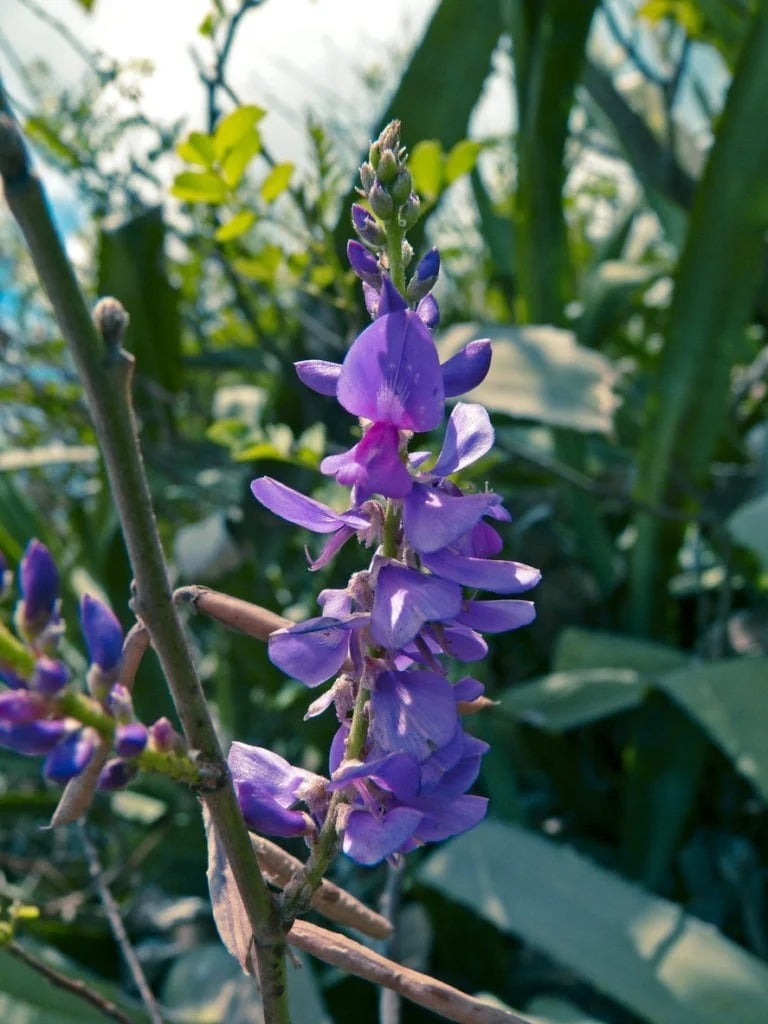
top-left (0, 108), bottom-right (289, 1023)
top-left (386, 220), bottom-right (406, 295)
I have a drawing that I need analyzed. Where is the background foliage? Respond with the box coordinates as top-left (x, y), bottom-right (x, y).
top-left (1, 0), bottom-right (768, 1021)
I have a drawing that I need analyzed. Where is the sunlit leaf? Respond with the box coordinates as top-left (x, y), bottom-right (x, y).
top-left (232, 244), bottom-right (282, 282)
top-left (214, 210), bottom-right (256, 243)
top-left (171, 170), bottom-right (228, 203)
top-left (221, 134), bottom-right (262, 188)
top-left (176, 131), bottom-right (216, 168)
top-left (444, 139), bottom-right (481, 184)
top-left (409, 139), bottom-right (443, 200)
top-left (421, 821), bottom-right (768, 1024)
top-left (213, 104), bottom-right (266, 160)
top-left (260, 161), bottom-right (294, 203)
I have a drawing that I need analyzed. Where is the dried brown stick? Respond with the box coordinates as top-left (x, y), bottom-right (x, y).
top-left (175, 585), bottom-right (292, 640)
top-left (288, 919), bottom-right (535, 1024)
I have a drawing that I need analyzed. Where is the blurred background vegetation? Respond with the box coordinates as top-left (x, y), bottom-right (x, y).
top-left (2, 0), bottom-right (768, 1021)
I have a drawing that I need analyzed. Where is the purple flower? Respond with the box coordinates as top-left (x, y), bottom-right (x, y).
top-left (336, 311), bottom-right (444, 432)
top-left (228, 743), bottom-right (326, 838)
top-left (32, 656), bottom-right (69, 695)
top-left (114, 722), bottom-right (148, 758)
top-left (19, 540), bottom-right (59, 633)
top-left (268, 615), bottom-right (367, 688)
top-left (97, 758), bottom-right (138, 791)
top-left (347, 239), bottom-right (382, 286)
top-left (370, 564), bottom-right (461, 650)
top-left (0, 719), bottom-right (66, 755)
top-left (369, 669), bottom-right (458, 762)
top-left (321, 422), bottom-right (413, 502)
top-left (80, 594), bottom-right (123, 673)
top-left (0, 689), bottom-right (47, 723)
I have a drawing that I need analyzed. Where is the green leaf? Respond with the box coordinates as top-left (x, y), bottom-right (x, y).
top-left (444, 139), bottom-right (481, 184)
top-left (436, 323), bottom-right (620, 434)
top-left (220, 134), bottom-right (261, 188)
top-left (420, 821), bottom-right (768, 1024)
top-left (171, 170), bottom-right (228, 203)
top-left (409, 139), bottom-right (443, 200)
top-left (214, 210), bottom-right (256, 243)
top-left (658, 658), bottom-right (768, 803)
top-left (727, 494), bottom-right (768, 568)
top-left (232, 244), bottom-right (282, 282)
top-left (260, 161), bottom-right (294, 203)
top-left (554, 627), bottom-right (690, 674)
top-left (176, 131), bottom-right (216, 168)
top-left (501, 668), bottom-right (647, 732)
top-left (213, 104), bottom-right (265, 160)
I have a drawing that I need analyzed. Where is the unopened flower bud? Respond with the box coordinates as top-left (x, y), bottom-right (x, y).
top-left (114, 722), bottom-right (148, 758)
top-left (149, 716), bottom-right (185, 754)
top-left (375, 148), bottom-right (398, 185)
top-left (406, 247), bottom-right (440, 303)
top-left (351, 204), bottom-right (386, 248)
top-left (0, 719), bottom-right (66, 755)
top-left (368, 179), bottom-right (394, 220)
top-left (347, 240), bottom-right (381, 287)
top-left (399, 193), bottom-right (421, 229)
top-left (107, 683), bottom-right (134, 723)
top-left (416, 293), bottom-right (440, 330)
top-left (32, 656), bottom-right (69, 696)
top-left (0, 689), bottom-right (47, 723)
top-left (390, 168), bottom-right (412, 206)
top-left (97, 757), bottom-right (137, 791)
top-left (368, 140), bottom-right (381, 170)
top-left (81, 594), bottom-right (123, 674)
top-left (18, 540), bottom-right (59, 638)
top-left (44, 728), bottom-right (96, 783)
top-left (359, 161), bottom-right (375, 193)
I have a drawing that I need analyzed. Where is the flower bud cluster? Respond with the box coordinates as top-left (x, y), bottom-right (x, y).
top-left (231, 123), bottom-right (540, 866)
top-left (0, 540), bottom-right (182, 789)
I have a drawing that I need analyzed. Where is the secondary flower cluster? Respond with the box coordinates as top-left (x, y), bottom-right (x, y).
top-left (230, 122), bottom-right (540, 865)
top-left (0, 540), bottom-right (180, 788)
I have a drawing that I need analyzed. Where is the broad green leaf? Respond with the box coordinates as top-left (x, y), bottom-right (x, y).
top-left (260, 161), bottom-right (293, 203)
top-left (176, 131), bottom-right (216, 168)
top-left (214, 210), bottom-right (256, 243)
top-left (232, 244), bottom-right (282, 282)
top-left (526, 995), bottom-right (611, 1024)
top-left (444, 139), bottom-right (481, 184)
top-left (213, 104), bottom-right (265, 160)
top-left (553, 627), bottom-right (689, 674)
top-left (171, 170), bottom-right (229, 203)
top-left (420, 821), bottom-right (768, 1024)
top-left (501, 668), bottom-right (647, 732)
top-left (727, 494), bottom-right (768, 568)
top-left (221, 134), bottom-right (261, 189)
top-left (409, 139), bottom-right (443, 200)
top-left (437, 323), bottom-right (620, 434)
top-left (658, 658), bottom-right (768, 803)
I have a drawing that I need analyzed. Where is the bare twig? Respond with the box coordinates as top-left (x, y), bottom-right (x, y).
top-left (288, 920), bottom-right (535, 1024)
top-left (5, 941), bottom-right (137, 1024)
top-left (175, 585), bottom-right (292, 641)
top-left (78, 823), bottom-right (164, 1024)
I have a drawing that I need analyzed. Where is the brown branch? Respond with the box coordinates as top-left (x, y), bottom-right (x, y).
top-left (175, 585), bottom-right (291, 641)
top-left (288, 920), bottom-right (535, 1024)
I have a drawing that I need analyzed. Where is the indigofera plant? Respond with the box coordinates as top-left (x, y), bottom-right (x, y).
top-left (0, 108), bottom-right (539, 1024)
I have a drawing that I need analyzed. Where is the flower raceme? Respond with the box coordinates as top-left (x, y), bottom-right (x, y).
top-left (236, 122), bottom-right (540, 866)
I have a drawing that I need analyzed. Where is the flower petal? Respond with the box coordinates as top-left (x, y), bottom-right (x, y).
top-left (337, 311), bottom-right (444, 431)
top-left (371, 565), bottom-right (461, 649)
top-left (370, 669), bottom-right (457, 761)
top-left (294, 359), bottom-right (342, 396)
top-left (456, 599), bottom-right (536, 633)
top-left (343, 806), bottom-right (423, 865)
top-left (440, 339), bottom-right (492, 397)
top-left (251, 477), bottom-right (369, 533)
top-left (321, 422), bottom-right (412, 502)
top-left (269, 617), bottom-right (365, 688)
top-left (431, 403), bottom-right (494, 477)
top-left (421, 548), bottom-right (541, 594)
top-left (403, 483), bottom-right (499, 554)
top-left (413, 794), bottom-right (488, 843)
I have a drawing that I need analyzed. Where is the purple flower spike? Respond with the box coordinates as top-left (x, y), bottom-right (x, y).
top-left (347, 239), bottom-right (382, 286)
top-left (44, 728), bottom-right (96, 783)
top-left (337, 311), bottom-right (445, 432)
top-left (440, 338), bottom-right (492, 397)
top-left (321, 422), bottom-right (413, 503)
top-left (114, 722), bottom-right (148, 758)
top-left (403, 484), bottom-right (499, 555)
top-left (251, 477), bottom-right (369, 533)
top-left (32, 656), bottom-right (69, 695)
top-left (80, 595), bottom-right (123, 672)
top-left (294, 359), bottom-right (342, 397)
top-left (19, 540), bottom-right (59, 629)
top-left (371, 564), bottom-right (461, 649)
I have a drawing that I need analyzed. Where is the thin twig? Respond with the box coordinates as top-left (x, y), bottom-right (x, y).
top-left (78, 823), bottom-right (164, 1024)
top-left (379, 858), bottom-right (405, 1024)
top-left (5, 941), bottom-right (137, 1024)
top-left (288, 920), bottom-right (535, 1024)
top-left (0, 104), bottom-right (290, 1023)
